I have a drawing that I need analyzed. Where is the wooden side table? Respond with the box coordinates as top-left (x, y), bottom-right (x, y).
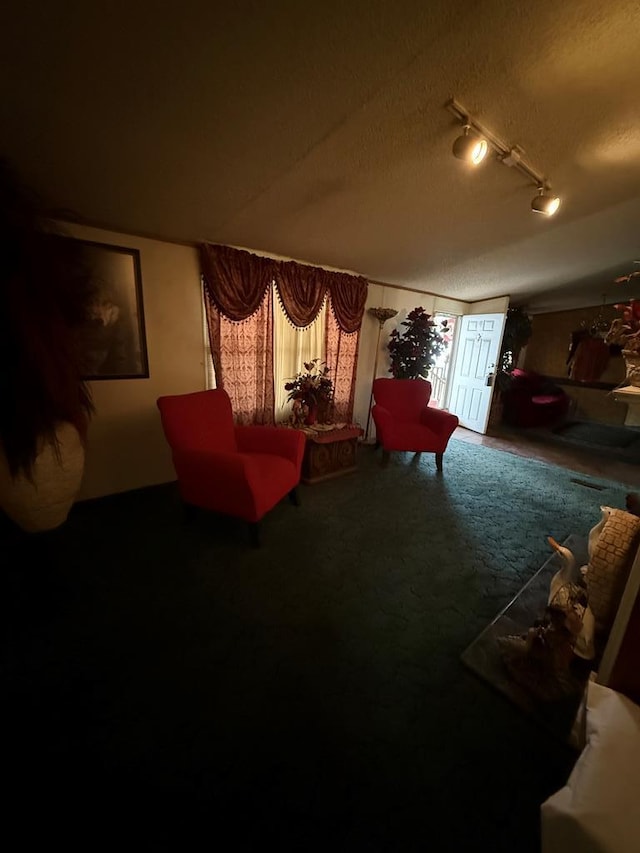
top-left (287, 424), bottom-right (363, 485)
top-left (302, 425), bottom-right (363, 484)
top-left (277, 422), bottom-right (364, 484)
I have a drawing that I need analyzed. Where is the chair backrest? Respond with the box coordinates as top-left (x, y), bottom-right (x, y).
top-left (373, 378), bottom-right (432, 422)
top-left (157, 389), bottom-right (237, 453)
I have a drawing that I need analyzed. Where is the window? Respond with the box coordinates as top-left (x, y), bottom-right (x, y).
top-left (430, 313), bottom-right (457, 408)
top-left (273, 288), bottom-right (327, 422)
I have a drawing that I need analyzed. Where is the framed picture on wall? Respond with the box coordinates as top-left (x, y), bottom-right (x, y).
top-left (71, 239), bottom-right (149, 380)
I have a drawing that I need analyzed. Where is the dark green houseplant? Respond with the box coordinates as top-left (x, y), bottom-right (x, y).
top-left (494, 307), bottom-right (533, 395)
top-left (499, 306), bottom-right (533, 372)
top-left (387, 307), bottom-right (448, 380)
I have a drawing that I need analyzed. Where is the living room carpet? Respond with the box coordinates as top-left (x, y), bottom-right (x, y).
top-left (555, 420), bottom-right (640, 449)
top-left (552, 419), bottom-right (640, 462)
top-left (1, 439), bottom-right (630, 851)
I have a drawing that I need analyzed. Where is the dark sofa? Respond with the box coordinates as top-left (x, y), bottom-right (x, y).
top-left (501, 368), bottom-right (570, 428)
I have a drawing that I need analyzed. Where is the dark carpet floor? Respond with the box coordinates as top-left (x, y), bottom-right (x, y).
top-left (1, 440), bottom-right (629, 851)
top-left (555, 420), bottom-right (640, 449)
top-left (552, 420), bottom-right (640, 462)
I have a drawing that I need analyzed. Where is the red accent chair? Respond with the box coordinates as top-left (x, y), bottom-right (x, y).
top-left (157, 390), bottom-right (305, 543)
top-left (372, 378), bottom-right (459, 471)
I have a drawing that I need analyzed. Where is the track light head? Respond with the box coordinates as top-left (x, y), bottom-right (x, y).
top-left (452, 125), bottom-right (488, 165)
top-left (531, 187), bottom-right (560, 217)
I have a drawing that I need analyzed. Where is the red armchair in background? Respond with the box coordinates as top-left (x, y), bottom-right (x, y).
top-left (371, 378), bottom-right (459, 472)
top-left (157, 389), bottom-right (305, 544)
top-left (500, 368), bottom-right (570, 429)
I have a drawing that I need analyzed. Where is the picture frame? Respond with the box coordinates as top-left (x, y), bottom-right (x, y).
top-left (71, 239), bottom-right (149, 380)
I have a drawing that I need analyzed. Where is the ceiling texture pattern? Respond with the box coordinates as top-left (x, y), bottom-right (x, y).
top-left (2, 0), bottom-right (640, 309)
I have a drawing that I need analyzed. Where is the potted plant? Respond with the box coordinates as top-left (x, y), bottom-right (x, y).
top-left (0, 161), bottom-right (94, 531)
top-left (387, 307), bottom-right (448, 380)
top-left (499, 307), bottom-right (533, 374)
top-left (284, 359), bottom-right (334, 425)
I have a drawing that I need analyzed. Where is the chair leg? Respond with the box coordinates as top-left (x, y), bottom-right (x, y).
top-left (374, 441), bottom-right (381, 451)
top-left (435, 452), bottom-right (443, 472)
top-left (288, 487), bottom-right (300, 507)
top-left (382, 450), bottom-right (390, 467)
top-left (249, 522), bottom-right (261, 548)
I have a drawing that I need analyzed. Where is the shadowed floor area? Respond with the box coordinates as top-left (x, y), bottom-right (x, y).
top-left (552, 420), bottom-right (640, 462)
top-left (1, 440), bottom-right (629, 850)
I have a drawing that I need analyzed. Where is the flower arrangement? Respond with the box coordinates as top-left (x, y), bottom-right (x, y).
top-left (285, 358), bottom-right (334, 424)
top-left (605, 300), bottom-right (640, 354)
top-left (387, 307), bottom-right (448, 380)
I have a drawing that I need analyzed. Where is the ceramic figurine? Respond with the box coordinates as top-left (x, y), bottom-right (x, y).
top-left (548, 535), bottom-right (595, 660)
top-left (547, 536), bottom-right (576, 603)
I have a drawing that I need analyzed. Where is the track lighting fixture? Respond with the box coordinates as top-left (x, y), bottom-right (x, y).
top-left (446, 98), bottom-right (562, 217)
top-left (531, 187), bottom-right (560, 217)
top-left (452, 125), bottom-right (488, 165)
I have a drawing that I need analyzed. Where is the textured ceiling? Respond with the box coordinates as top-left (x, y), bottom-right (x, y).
top-left (2, 0), bottom-right (640, 309)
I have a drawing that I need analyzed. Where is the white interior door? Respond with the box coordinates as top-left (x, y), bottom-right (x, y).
top-left (447, 313), bottom-right (506, 433)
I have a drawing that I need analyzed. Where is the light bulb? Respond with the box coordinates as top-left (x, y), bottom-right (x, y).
top-left (470, 138), bottom-right (488, 165)
top-left (452, 127), bottom-right (488, 165)
top-left (531, 189), bottom-right (561, 216)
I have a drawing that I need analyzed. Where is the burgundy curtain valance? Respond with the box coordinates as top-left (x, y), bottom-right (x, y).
top-left (275, 262), bottom-right (367, 332)
top-left (200, 243), bottom-right (276, 322)
top-left (275, 260), bottom-right (326, 328)
top-left (200, 243), bottom-right (368, 332)
top-left (326, 271), bottom-right (368, 334)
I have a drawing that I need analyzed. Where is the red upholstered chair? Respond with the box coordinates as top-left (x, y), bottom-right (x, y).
top-left (372, 378), bottom-right (459, 471)
top-left (157, 390), bottom-right (305, 544)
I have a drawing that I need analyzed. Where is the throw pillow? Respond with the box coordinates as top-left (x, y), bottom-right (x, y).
top-left (586, 507), bottom-right (640, 634)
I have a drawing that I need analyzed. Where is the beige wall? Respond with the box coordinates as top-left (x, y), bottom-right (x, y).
top-left (524, 305), bottom-right (626, 425)
top-left (66, 224), bottom-right (205, 499)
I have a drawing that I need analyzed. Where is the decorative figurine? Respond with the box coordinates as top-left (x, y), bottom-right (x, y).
top-left (547, 536), bottom-right (595, 660)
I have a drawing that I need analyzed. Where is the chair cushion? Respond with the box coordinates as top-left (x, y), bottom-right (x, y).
top-left (381, 422), bottom-right (445, 453)
top-left (373, 378), bottom-right (432, 421)
top-left (531, 395), bottom-right (565, 406)
top-left (242, 454), bottom-right (299, 519)
top-left (158, 390), bottom-right (237, 452)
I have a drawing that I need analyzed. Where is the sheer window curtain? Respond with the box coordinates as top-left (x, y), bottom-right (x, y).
top-left (325, 295), bottom-right (360, 422)
top-left (273, 289), bottom-right (327, 422)
top-left (204, 284), bottom-right (274, 425)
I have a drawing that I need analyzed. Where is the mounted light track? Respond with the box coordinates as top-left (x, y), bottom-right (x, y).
top-left (446, 98), bottom-right (561, 216)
